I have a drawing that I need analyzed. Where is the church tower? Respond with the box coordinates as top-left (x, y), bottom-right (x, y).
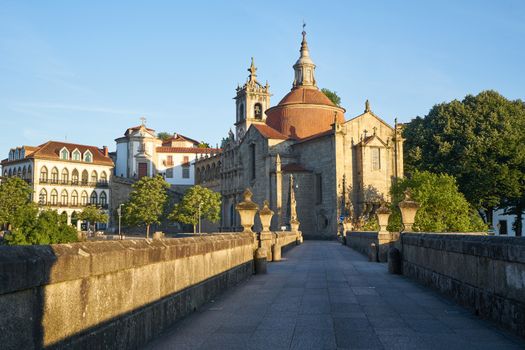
top-left (234, 58), bottom-right (271, 140)
top-left (293, 28), bottom-right (317, 89)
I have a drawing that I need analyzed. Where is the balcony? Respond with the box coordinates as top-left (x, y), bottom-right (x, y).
top-left (39, 179), bottom-right (109, 188)
top-left (38, 202), bottom-right (109, 209)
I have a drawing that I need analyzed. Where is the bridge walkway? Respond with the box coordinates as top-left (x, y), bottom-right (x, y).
top-left (145, 241), bottom-right (524, 350)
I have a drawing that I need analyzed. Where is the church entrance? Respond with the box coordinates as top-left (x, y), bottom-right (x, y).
top-left (138, 162), bottom-right (148, 178)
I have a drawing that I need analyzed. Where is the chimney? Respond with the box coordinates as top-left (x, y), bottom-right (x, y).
top-left (103, 146), bottom-right (108, 157)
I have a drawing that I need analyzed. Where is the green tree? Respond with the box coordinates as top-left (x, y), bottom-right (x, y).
top-left (198, 141), bottom-right (211, 148)
top-left (5, 209), bottom-right (78, 245)
top-left (79, 205), bottom-right (109, 233)
top-left (321, 88), bottom-right (341, 106)
top-left (123, 175), bottom-right (170, 238)
top-left (157, 132), bottom-right (172, 141)
top-left (0, 177), bottom-right (33, 229)
top-left (387, 171), bottom-right (487, 232)
top-left (403, 91), bottom-right (525, 226)
top-left (169, 185), bottom-right (221, 233)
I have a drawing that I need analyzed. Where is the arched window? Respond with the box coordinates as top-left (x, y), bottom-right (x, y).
top-left (61, 190), bottom-right (68, 205)
top-left (3, 169), bottom-right (7, 177)
top-left (15, 149), bottom-right (19, 160)
top-left (27, 165), bottom-right (32, 179)
top-left (238, 103), bottom-right (245, 121)
top-left (100, 171), bottom-right (107, 183)
top-left (8, 168), bottom-right (12, 177)
top-left (39, 189), bottom-right (47, 205)
top-left (22, 166), bottom-right (26, 179)
top-left (99, 191), bottom-right (107, 206)
top-left (51, 167), bottom-right (59, 183)
top-left (254, 103), bottom-right (263, 119)
top-left (17, 167), bottom-right (22, 177)
top-left (371, 147), bottom-right (381, 171)
top-left (91, 170), bottom-right (98, 183)
top-left (61, 168), bottom-right (69, 183)
top-left (60, 148), bottom-right (69, 160)
top-left (84, 151), bottom-right (92, 163)
top-left (81, 170), bottom-right (89, 185)
top-left (50, 189), bottom-right (58, 205)
top-left (71, 190), bottom-right (78, 206)
top-left (40, 166), bottom-right (48, 182)
top-left (72, 149), bottom-right (81, 161)
top-left (90, 191), bottom-right (98, 204)
top-left (72, 169), bottom-right (79, 184)
top-left (81, 191), bottom-right (88, 205)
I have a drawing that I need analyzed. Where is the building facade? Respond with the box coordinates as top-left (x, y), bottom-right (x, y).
top-left (1, 141), bottom-right (114, 230)
top-left (196, 30), bottom-right (404, 238)
top-left (114, 123), bottom-right (219, 189)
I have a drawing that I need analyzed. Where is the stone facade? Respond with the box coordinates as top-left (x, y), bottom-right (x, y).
top-left (196, 31), bottom-right (404, 238)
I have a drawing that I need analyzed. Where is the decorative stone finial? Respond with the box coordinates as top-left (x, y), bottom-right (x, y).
top-left (398, 188), bottom-right (421, 232)
top-left (365, 100), bottom-right (371, 113)
top-left (248, 57), bottom-right (257, 82)
top-left (235, 188), bottom-right (259, 233)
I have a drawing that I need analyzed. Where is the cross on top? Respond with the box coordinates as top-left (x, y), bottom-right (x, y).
top-left (140, 116), bottom-right (147, 126)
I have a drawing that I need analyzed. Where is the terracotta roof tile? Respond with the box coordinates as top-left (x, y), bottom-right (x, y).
top-left (253, 124), bottom-right (290, 140)
top-left (18, 141), bottom-right (114, 166)
top-left (156, 147), bottom-right (221, 154)
top-left (278, 87), bottom-right (335, 106)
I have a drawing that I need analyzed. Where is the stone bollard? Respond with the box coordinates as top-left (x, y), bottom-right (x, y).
top-left (369, 243), bottom-right (378, 262)
top-left (388, 247), bottom-right (402, 274)
top-left (272, 243), bottom-right (282, 262)
top-left (254, 247), bottom-right (267, 274)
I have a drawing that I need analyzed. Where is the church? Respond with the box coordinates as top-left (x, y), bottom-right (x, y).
top-left (196, 30), bottom-right (404, 239)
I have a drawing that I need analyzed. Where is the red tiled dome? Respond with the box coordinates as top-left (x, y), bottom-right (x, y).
top-left (265, 87), bottom-right (345, 139)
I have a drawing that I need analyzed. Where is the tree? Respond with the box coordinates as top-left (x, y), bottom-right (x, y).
top-left (198, 141), bottom-right (211, 148)
top-left (4, 209), bottom-right (78, 245)
top-left (123, 175), bottom-right (170, 238)
top-left (0, 177), bottom-right (33, 229)
top-left (321, 88), bottom-right (341, 106)
top-left (403, 91), bottom-right (525, 226)
top-left (79, 205), bottom-right (109, 233)
top-left (387, 171), bottom-right (487, 232)
top-left (157, 132), bottom-right (172, 141)
top-left (169, 185), bottom-right (221, 233)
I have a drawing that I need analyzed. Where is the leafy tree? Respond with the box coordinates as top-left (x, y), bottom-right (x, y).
top-left (0, 177), bottom-right (33, 229)
top-left (5, 209), bottom-right (78, 245)
top-left (157, 132), bottom-right (172, 141)
top-left (403, 91), bottom-right (525, 226)
top-left (169, 185), bottom-right (221, 233)
top-left (321, 88), bottom-right (341, 106)
top-left (79, 205), bottom-right (109, 233)
top-left (387, 171), bottom-right (487, 232)
top-left (123, 175), bottom-right (170, 238)
top-left (198, 141), bottom-right (211, 148)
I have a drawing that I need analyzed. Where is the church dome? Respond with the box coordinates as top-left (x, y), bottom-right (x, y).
top-left (264, 31), bottom-right (345, 139)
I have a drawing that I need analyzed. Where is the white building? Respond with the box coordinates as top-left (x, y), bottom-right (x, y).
top-left (493, 209), bottom-right (524, 236)
top-left (114, 122), bottom-right (220, 187)
top-left (1, 141), bottom-right (114, 230)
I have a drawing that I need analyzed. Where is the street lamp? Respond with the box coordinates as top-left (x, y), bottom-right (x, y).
top-left (117, 204), bottom-right (123, 240)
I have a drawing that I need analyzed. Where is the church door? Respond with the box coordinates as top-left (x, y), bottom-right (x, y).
top-left (138, 162), bottom-right (148, 178)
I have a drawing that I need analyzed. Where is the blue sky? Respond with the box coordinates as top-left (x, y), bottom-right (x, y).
top-left (1, 0), bottom-right (524, 153)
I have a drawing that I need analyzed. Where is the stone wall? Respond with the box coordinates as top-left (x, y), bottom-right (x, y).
top-left (402, 234), bottom-right (525, 338)
top-left (0, 233), bottom-right (254, 349)
top-left (345, 231), bottom-right (378, 257)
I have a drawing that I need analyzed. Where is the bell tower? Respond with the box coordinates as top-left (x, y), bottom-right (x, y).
top-left (234, 57), bottom-right (271, 140)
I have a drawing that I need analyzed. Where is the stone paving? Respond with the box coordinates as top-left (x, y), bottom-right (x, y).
top-left (145, 241), bottom-right (525, 350)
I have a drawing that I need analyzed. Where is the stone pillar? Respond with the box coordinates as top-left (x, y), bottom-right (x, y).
top-left (235, 188), bottom-right (259, 248)
top-left (66, 212), bottom-right (72, 226)
top-left (76, 219), bottom-right (81, 231)
top-left (275, 154), bottom-right (282, 229)
top-left (288, 175), bottom-right (303, 243)
top-left (398, 189), bottom-right (420, 232)
top-left (376, 203), bottom-right (392, 262)
top-left (259, 200), bottom-right (274, 261)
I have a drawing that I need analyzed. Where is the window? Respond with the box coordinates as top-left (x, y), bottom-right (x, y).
top-left (81, 170), bottom-right (89, 184)
top-left (238, 103), bottom-right (245, 121)
top-left (50, 189), bottom-right (58, 205)
top-left (40, 166), bottom-right (48, 182)
top-left (72, 150), bottom-right (81, 161)
top-left (17, 167), bottom-right (21, 177)
top-left (61, 190), bottom-right (68, 205)
top-left (91, 170), bottom-right (98, 183)
top-left (22, 166), bottom-right (26, 179)
top-left (371, 147), bottom-right (381, 170)
top-left (90, 191), bottom-right (97, 205)
top-left (84, 151), bottom-right (92, 163)
top-left (81, 191), bottom-right (88, 205)
top-left (39, 189), bottom-right (47, 205)
top-left (51, 167), bottom-right (59, 183)
top-left (499, 220), bottom-right (508, 235)
top-left (166, 156), bottom-right (173, 166)
top-left (100, 171), bottom-right (107, 183)
top-left (72, 169), bottom-right (79, 184)
top-left (254, 103), bottom-right (263, 120)
top-left (249, 144), bottom-right (256, 180)
top-left (315, 173), bottom-right (323, 204)
top-left (166, 168), bottom-right (173, 178)
top-left (61, 168), bottom-right (69, 183)
top-left (27, 165), bottom-right (32, 178)
top-left (60, 148), bottom-right (69, 160)
top-left (99, 191), bottom-right (107, 206)
top-left (8, 169), bottom-right (12, 177)
top-left (71, 191), bottom-right (78, 206)
top-left (182, 156), bottom-right (190, 179)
